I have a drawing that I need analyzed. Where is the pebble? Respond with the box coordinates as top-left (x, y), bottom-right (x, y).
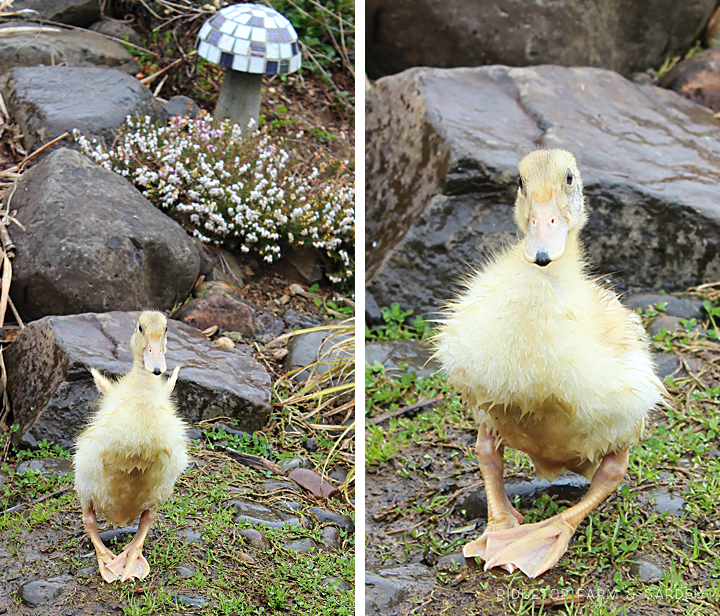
top-left (258, 479), bottom-right (301, 493)
top-left (15, 457), bottom-right (73, 477)
top-left (283, 538), bottom-right (316, 553)
top-left (228, 498), bottom-right (302, 529)
top-left (437, 552), bottom-right (467, 568)
top-left (647, 315), bottom-right (682, 338)
top-left (279, 456), bottom-right (310, 472)
top-left (174, 595), bottom-right (207, 609)
top-left (179, 528), bottom-right (202, 543)
top-left (649, 488), bottom-right (685, 516)
top-left (239, 528), bottom-right (269, 550)
top-left (320, 526), bottom-right (342, 551)
top-left (186, 428), bottom-right (204, 441)
top-left (323, 576), bottom-right (353, 592)
top-left (366, 564), bottom-right (435, 614)
top-left (624, 293), bottom-right (703, 320)
top-left (303, 437), bottom-right (318, 452)
top-left (310, 507), bottom-right (354, 533)
top-left (18, 576), bottom-right (72, 606)
top-left (98, 526), bottom-right (139, 546)
top-left (365, 339), bottom-right (442, 380)
top-left (176, 565), bottom-right (194, 579)
top-left (628, 556), bottom-right (665, 582)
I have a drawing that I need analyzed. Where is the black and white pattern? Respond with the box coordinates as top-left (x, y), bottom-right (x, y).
top-left (196, 3), bottom-right (302, 75)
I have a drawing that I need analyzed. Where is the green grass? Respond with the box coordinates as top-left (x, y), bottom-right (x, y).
top-left (365, 302), bottom-right (720, 615)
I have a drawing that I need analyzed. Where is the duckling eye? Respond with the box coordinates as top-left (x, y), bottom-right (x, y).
top-left (518, 177), bottom-right (525, 194)
top-left (566, 171), bottom-right (573, 187)
top-left (138, 324), bottom-right (144, 334)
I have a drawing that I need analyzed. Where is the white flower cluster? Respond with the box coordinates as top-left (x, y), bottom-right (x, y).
top-left (73, 115), bottom-right (355, 282)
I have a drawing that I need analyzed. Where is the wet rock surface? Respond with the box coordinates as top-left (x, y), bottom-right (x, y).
top-left (367, 65), bottom-right (720, 316)
top-left (624, 293), bottom-right (704, 320)
top-left (366, 0), bottom-right (716, 79)
top-left (660, 47), bottom-right (720, 112)
top-left (6, 311), bottom-right (272, 447)
top-left (0, 66), bottom-right (166, 152)
top-left (284, 321), bottom-right (353, 382)
top-left (7, 148), bottom-right (200, 321)
top-left (365, 339), bottom-right (441, 379)
top-left (11, 0), bottom-right (102, 26)
top-left (365, 563), bottom-right (436, 614)
top-left (0, 20), bottom-right (138, 77)
top-left (18, 575), bottom-right (73, 606)
top-left (629, 555), bottom-right (666, 583)
top-left (228, 498), bottom-right (303, 529)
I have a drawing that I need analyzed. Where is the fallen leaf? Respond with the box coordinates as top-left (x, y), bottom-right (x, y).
top-left (272, 348), bottom-right (289, 360)
top-left (215, 336), bottom-right (235, 349)
top-left (289, 468), bottom-right (339, 499)
top-left (202, 325), bottom-right (218, 338)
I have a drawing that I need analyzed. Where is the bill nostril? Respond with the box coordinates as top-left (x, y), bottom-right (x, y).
top-left (535, 249), bottom-right (550, 267)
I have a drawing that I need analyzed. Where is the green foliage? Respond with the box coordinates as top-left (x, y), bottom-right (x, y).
top-left (366, 302), bottom-right (433, 341)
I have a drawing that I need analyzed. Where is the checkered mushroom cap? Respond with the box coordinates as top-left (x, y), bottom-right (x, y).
top-left (196, 3), bottom-right (302, 75)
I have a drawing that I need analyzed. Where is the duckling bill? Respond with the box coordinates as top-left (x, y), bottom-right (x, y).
top-left (434, 149), bottom-right (664, 578)
top-left (74, 311), bottom-right (188, 583)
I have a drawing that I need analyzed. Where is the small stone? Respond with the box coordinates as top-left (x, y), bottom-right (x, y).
top-left (653, 353), bottom-right (682, 380)
top-left (289, 468), bottom-right (339, 499)
top-left (279, 457), bottom-right (310, 472)
top-left (258, 480), bottom-right (301, 493)
top-left (215, 336), bottom-right (235, 348)
top-left (629, 556), bottom-right (664, 583)
top-left (176, 565), bottom-right (194, 579)
top-left (19, 576), bottom-right (72, 606)
top-left (310, 507), bottom-right (354, 533)
top-left (323, 576), bottom-right (352, 592)
top-left (98, 526), bottom-right (139, 546)
top-left (649, 488), bottom-right (685, 516)
top-left (437, 552), bottom-right (467, 568)
top-left (238, 551), bottom-right (255, 563)
top-left (647, 315), bottom-right (682, 338)
top-left (186, 428), bottom-right (204, 442)
top-left (228, 498), bottom-right (302, 529)
top-left (328, 467), bottom-right (349, 484)
top-left (276, 501), bottom-right (303, 513)
top-left (239, 528), bottom-right (270, 550)
top-left (15, 457), bottom-right (73, 477)
top-left (303, 437), bottom-right (318, 452)
top-left (179, 528), bottom-right (202, 543)
top-left (225, 331), bottom-right (243, 342)
top-left (320, 526), bottom-right (341, 551)
top-left (283, 538), bottom-right (316, 553)
top-left (174, 595), bottom-right (207, 609)
top-left (164, 95), bottom-right (201, 119)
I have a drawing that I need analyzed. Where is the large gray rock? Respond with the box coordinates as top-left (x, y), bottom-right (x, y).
top-left (6, 312), bottom-right (272, 448)
top-left (0, 66), bottom-right (166, 152)
top-left (10, 0), bottom-right (102, 27)
top-left (7, 148), bottom-right (200, 321)
top-left (0, 21), bottom-right (138, 76)
top-left (367, 0), bottom-right (716, 79)
top-left (366, 66), bottom-right (720, 317)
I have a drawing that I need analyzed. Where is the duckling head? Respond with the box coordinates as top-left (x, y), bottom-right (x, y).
top-left (131, 311), bottom-right (168, 376)
top-left (514, 149), bottom-right (586, 267)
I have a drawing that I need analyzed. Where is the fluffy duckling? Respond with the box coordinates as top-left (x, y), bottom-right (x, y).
top-left (74, 311), bottom-right (188, 583)
top-left (434, 149), bottom-right (664, 578)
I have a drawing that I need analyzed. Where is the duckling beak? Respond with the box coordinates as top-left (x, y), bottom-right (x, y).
top-left (143, 337), bottom-right (167, 375)
top-left (524, 195), bottom-right (568, 267)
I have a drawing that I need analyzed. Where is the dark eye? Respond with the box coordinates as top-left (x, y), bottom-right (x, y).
top-left (138, 324), bottom-right (144, 334)
top-left (566, 171), bottom-right (573, 186)
top-left (518, 176), bottom-right (525, 193)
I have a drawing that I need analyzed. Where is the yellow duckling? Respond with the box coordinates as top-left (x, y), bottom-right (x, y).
top-left (434, 149), bottom-right (664, 578)
top-left (74, 311), bottom-right (188, 583)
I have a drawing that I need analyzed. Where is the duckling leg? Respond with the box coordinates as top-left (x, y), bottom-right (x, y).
top-left (463, 426), bottom-right (524, 572)
top-left (483, 448), bottom-right (629, 578)
top-left (81, 505), bottom-right (119, 583)
top-left (106, 508), bottom-right (155, 582)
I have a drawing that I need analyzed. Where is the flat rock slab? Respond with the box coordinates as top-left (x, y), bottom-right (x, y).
top-left (5, 311), bottom-right (272, 448)
top-left (7, 148), bottom-right (199, 321)
top-left (0, 66), bottom-right (166, 152)
top-left (367, 65), bottom-right (720, 317)
top-left (227, 498), bottom-right (303, 529)
top-left (0, 21), bottom-right (138, 76)
top-left (18, 575), bottom-right (73, 606)
top-left (365, 340), bottom-right (440, 379)
top-left (365, 563), bottom-right (436, 615)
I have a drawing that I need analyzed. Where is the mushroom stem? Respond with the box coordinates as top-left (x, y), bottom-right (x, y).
top-left (214, 68), bottom-right (263, 129)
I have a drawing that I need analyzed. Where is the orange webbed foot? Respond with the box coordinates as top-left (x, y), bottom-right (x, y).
top-left (482, 515), bottom-right (576, 578)
top-left (106, 546), bottom-right (150, 582)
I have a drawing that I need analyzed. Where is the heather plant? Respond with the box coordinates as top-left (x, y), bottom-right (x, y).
top-left (73, 115), bottom-right (354, 284)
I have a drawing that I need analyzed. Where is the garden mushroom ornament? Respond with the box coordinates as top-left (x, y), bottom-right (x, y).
top-left (196, 3), bottom-right (302, 128)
